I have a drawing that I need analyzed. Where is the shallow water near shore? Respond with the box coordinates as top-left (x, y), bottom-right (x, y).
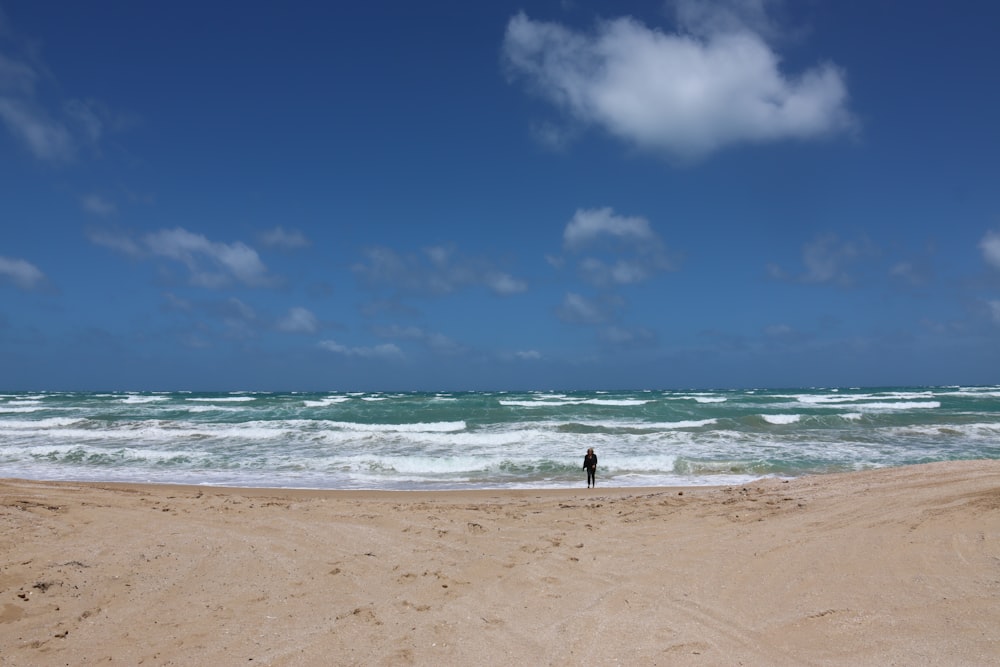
top-left (2, 386), bottom-right (998, 489)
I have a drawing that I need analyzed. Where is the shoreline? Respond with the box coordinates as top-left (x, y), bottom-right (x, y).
top-left (1, 477), bottom-right (718, 501)
top-left (3, 459), bottom-right (999, 665)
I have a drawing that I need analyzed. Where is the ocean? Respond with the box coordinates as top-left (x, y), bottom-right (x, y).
top-left (1, 386), bottom-right (998, 490)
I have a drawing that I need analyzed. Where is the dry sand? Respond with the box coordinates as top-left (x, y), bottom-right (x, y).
top-left (2, 460), bottom-right (999, 666)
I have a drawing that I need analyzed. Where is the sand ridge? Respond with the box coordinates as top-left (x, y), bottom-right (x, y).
top-left (2, 460), bottom-right (999, 665)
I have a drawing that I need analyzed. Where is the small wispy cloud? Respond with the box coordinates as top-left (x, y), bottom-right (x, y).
top-left (318, 339), bottom-right (404, 360)
top-left (598, 325), bottom-right (656, 346)
top-left (81, 194), bottom-right (117, 216)
top-left (763, 323), bottom-right (795, 338)
top-left (87, 228), bottom-right (143, 257)
top-left (0, 255), bottom-right (45, 290)
top-left (373, 324), bottom-right (466, 355)
top-left (0, 35), bottom-right (121, 162)
top-left (352, 245), bottom-right (527, 296)
top-left (158, 294), bottom-right (270, 343)
top-left (259, 226), bottom-right (310, 250)
top-left (91, 227), bottom-right (275, 288)
top-left (64, 98), bottom-right (107, 146)
top-left (980, 230), bottom-right (1000, 271)
top-left (502, 3), bottom-right (855, 159)
top-left (218, 297), bottom-right (257, 339)
top-left (277, 306), bottom-right (319, 334)
top-left (146, 228), bottom-right (273, 288)
top-left (889, 259), bottom-right (933, 287)
top-left (767, 233), bottom-right (878, 287)
top-left (985, 300), bottom-right (1000, 326)
top-left (0, 98), bottom-right (75, 161)
top-left (556, 292), bottom-right (615, 324)
top-left (161, 292), bottom-right (192, 312)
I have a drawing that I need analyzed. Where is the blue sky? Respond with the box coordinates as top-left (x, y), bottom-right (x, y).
top-left (1, 0), bottom-right (999, 391)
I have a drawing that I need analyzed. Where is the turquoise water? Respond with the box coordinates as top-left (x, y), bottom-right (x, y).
top-left (1, 386), bottom-right (998, 489)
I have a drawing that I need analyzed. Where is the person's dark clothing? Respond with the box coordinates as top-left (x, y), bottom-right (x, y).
top-left (583, 453), bottom-right (597, 487)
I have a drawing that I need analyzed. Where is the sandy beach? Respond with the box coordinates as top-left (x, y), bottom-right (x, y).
top-left (2, 460), bottom-right (999, 666)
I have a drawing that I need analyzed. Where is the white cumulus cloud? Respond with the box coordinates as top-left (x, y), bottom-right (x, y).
top-left (563, 207), bottom-right (657, 249)
top-left (561, 207), bottom-right (675, 286)
top-left (502, 6), bottom-right (855, 159)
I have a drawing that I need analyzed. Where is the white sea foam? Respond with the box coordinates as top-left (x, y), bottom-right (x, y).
top-left (0, 406), bottom-right (46, 413)
top-left (499, 398), bottom-right (651, 407)
top-left (605, 453), bottom-right (679, 471)
top-left (303, 397), bottom-right (351, 407)
top-left (664, 393), bottom-right (727, 403)
top-left (500, 400), bottom-right (576, 407)
top-left (881, 422), bottom-right (1000, 440)
top-left (854, 401), bottom-right (940, 411)
top-left (0, 417), bottom-right (86, 429)
top-left (762, 414), bottom-right (802, 425)
top-left (560, 418), bottom-right (716, 431)
top-left (795, 391), bottom-right (937, 405)
top-left (793, 394), bottom-right (874, 404)
top-left (120, 395), bottom-right (169, 404)
top-left (322, 420), bottom-right (467, 433)
top-left (639, 419), bottom-right (718, 430)
top-left (936, 389), bottom-right (1000, 398)
top-left (187, 396), bottom-right (257, 403)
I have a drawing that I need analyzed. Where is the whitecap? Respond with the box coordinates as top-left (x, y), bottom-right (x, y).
top-left (323, 420), bottom-right (467, 433)
top-left (854, 401), bottom-right (940, 411)
top-left (583, 399), bottom-right (652, 407)
top-left (499, 400), bottom-right (581, 407)
top-left (187, 396), bottom-right (257, 403)
top-left (120, 395), bottom-right (169, 404)
top-left (303, 397), bottom-right (351, 407)
top-left (762, 414), bottom-right (802, 425)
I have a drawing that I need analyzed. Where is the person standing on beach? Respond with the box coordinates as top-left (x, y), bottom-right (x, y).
top-left (583, 448), bottom-right (597, 488)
